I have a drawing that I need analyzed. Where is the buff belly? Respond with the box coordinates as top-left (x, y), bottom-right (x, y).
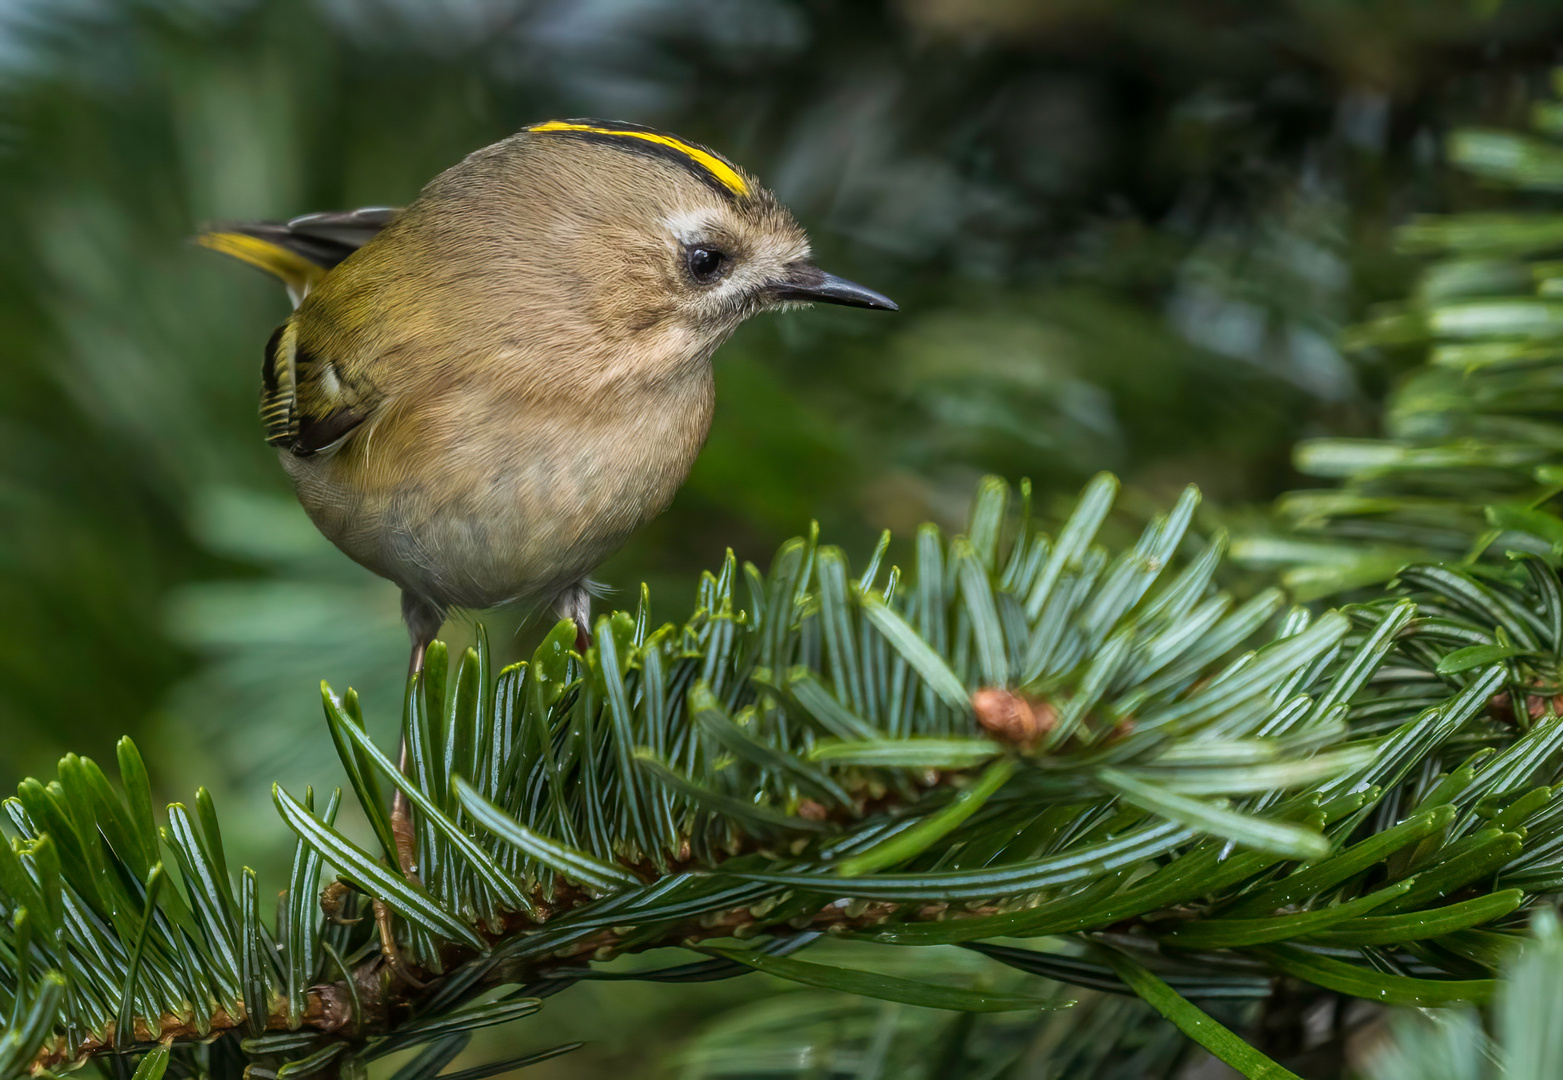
top-left (279, 385), bottom-right (711, 611)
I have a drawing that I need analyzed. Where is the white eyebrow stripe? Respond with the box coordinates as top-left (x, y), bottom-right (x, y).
top-left (662, 210), bottom-right (728, 246)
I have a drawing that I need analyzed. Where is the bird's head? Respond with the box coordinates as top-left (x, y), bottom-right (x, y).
top-left (469, 121), bottom-right (897, 358)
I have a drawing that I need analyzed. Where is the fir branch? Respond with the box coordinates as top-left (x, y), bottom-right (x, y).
top-left (7, 461), bottom-right (1563, 1080)
top-left (16, 73), bottom-right (1563, 1080)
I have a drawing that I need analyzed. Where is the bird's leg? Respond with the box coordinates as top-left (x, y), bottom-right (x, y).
top-left (373, 898), bottom-right (426, 989)
top-left (553, 580), bottom-right (594, 652)
top-left (391, 733), bottom-right (419, 877)
top-left (393, 593), bottom-right (444, 879)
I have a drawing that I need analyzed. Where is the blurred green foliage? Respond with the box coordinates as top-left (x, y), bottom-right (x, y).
top-left (6, 0), bottom-right (1563, 1074)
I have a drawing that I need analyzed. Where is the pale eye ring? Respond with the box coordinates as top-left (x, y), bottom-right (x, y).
top-left (686, 246), bottom-right (727, 284)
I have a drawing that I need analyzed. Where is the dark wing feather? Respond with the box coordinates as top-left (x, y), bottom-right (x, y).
top-left (199, 206), bottom-right (399, 303)
top-left (261, 323), bottom-right (370, 457)
top-left (242, 207), bottom-right (399, 268)
top-left (210, 207), bottom-right (396, 454)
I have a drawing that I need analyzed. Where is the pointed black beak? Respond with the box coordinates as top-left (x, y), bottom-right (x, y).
top-left (770, 266), bottom-right (899, 311)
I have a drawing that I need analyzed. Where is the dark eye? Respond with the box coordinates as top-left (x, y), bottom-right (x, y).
top-left (686, 246), bottom-right (727, 284)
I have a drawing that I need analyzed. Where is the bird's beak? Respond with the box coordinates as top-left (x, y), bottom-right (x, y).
top-left (769, 265), bottom-right (898, 311)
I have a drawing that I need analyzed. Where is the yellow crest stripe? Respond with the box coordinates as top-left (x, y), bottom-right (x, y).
top-left (528, 121), bottom-right (750, 197)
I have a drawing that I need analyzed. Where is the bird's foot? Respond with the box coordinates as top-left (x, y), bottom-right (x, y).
top-left (391, 722), bottom-right (421, 882)
top-left (373, 898), bottom-right (427, 988)
top-left (391, 790), bottom-right (419, 879)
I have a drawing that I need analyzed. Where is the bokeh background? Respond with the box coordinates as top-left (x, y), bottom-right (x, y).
top-left (3, 0), bottom-right (1563, 1074)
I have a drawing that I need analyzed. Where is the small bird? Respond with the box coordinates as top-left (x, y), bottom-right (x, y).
top-left (202, 120), bottom-right (895, 674)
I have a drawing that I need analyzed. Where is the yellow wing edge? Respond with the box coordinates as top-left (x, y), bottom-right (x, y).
top-left (197, 231), bottom-right (326, 302)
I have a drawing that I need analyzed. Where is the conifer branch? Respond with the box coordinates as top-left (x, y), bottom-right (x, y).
top-left (12, 57), bottom-right (1563, 1080)
top-left (6, 459), bottom-right (1563, 1080)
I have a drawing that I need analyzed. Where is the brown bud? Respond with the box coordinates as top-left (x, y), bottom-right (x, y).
top-left (796, 799), bottom-right (828, 821)
top-left (1488, 686), bottom-right (1563, 725)
top-left (1529, 693), bottom-right (1563, 721)
top-left (971, 687), bottom-right (1055, 749)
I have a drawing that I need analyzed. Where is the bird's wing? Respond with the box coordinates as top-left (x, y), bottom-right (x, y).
top-left (260, 321), bottom-right (375, 456)
top-left (199, 206), bottom-right (400, 306)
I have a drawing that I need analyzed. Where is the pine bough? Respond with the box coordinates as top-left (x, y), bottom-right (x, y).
top-left (13, 65), bottom-right (1563, 1080)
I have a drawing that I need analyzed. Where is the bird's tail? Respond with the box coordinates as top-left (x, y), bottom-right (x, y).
top-left (197, 206), bottom-right (399, 306)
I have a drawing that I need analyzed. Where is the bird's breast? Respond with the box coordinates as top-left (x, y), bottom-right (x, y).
top-left (286, 363), bottom-right (716, 611)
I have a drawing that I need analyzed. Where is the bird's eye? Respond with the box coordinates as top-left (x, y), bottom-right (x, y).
top-left (686, 246), bottom-right (727, 284)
